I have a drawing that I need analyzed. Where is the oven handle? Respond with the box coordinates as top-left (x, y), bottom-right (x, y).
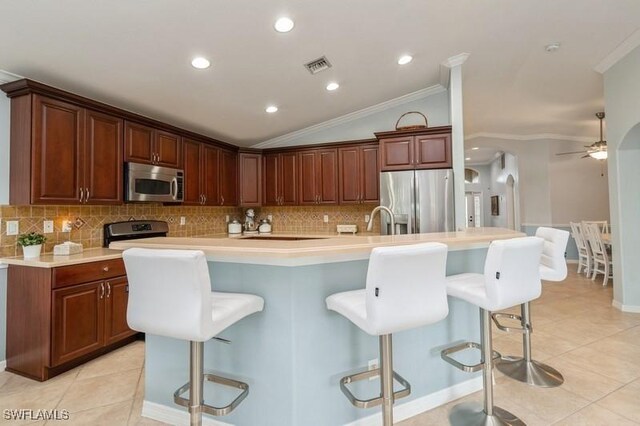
top-left (170, 177), bottom-right (178, 200)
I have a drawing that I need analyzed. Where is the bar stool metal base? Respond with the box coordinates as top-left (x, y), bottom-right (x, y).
top-left (450, 402), bottom-right (525, 426)
top-left (173, 373), bottom-right (249, 416)
top-left (497, 357), bottom-right (564, 387)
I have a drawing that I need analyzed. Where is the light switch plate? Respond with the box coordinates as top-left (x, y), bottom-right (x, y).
top-left (61, 220), bottom-right (72, 233)
top-left (43, 220), bottom-right (54, 234)
top-left (180, 216), bottom-right (186, 226)
top-left (323, 215), bottom-right (329, 223)
top-left (364, 214), bottom-right (370, 222)
top-left (6, 220), bottom-right (19, 236)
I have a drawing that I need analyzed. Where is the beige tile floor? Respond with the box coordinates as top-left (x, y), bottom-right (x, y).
top-left (1, 269), bottom-right (639, 425)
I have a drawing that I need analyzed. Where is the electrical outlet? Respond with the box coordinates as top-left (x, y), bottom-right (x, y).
top-left (6, 220), bottom-right (19, 236)
top-left (368, 358), bottom-right (379, 380)
top-left (267, 214), bottom-right (273, 221)
top-left (225, 215), bottom-right (230, 223)
top-left (43, 220), bottom-right (54, 234)
top-left (323, 214), bottom-right (329, 223)
top-left (180, 216), bottom-right (186, 226)
top-left (364, 214), bottom-right (370, 222)
top-left (61, 220), bottom-right (72, 232)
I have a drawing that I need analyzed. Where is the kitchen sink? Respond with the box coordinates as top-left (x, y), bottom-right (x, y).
top-left (241, 236), bottom-right (327, 241)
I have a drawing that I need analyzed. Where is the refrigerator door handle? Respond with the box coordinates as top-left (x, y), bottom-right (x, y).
top-left (414, 172), bottom-right (420, 233)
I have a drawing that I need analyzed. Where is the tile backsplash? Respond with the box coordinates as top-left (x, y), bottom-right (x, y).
top-left (0, 204), bottom-right (380, 258)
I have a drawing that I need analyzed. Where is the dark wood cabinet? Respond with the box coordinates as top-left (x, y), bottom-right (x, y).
top-left (263, 152), bottom-right (297, 206)
top-left (84, 110), bottom-right (123, 204)
top-left (338, 144), bottom-right (379, 204)
top-left (239, 153), bottom-right (262, 206)
top-left (182, 138), bottom-right (202, 205)
top-left (6, 260), bottom-right (138, 381)
top-left (125, 121), bottom-right (182, 168)
top-left (182, 139), bottom-right (237, 206)
top-left (298, 149), bottom-right (338, 205)
top-left (377, 127), bottom-right (452, 171)
top-left (202, 144), bottom-right (220, 206)
top-left (219, 149), bottom-right (238, 206)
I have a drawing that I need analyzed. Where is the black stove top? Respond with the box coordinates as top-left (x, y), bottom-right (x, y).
top-left (103, 220), bottom-right (169, 247)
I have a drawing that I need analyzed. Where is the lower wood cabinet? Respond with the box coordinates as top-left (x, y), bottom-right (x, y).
top-left (7, 259), bottom-right (138, 381)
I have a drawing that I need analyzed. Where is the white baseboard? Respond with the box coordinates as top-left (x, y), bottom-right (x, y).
top-left (142, 377), bottom-right (483, 426)
top-left (0, 360), bottom-right (6, 371)
top-left (612, 300), bottom-right (640, 313)
top-left (344, 376), bottom-right (483, 426)
top-left (142, 401), bottom-right (233, 426)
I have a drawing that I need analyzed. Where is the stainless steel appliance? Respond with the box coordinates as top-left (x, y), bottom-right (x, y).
top-left (125, 162), bottom-right (184, 203)
top-left (103, 220), bottom-right (169, 247)
top-left (378, 169), bottom-right (454, 235)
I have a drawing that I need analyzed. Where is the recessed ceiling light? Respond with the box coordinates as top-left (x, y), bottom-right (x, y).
top-left (326, 82), bottom-right (339, 91)
top-left (545, 42), bottom-right (561, 53)
top-left (191, 57), bottom-right (210, 69)
top-left (471, 147), bottom-right (479, 150)
top-left (274, 17), bottom-right (294, 33)
top-left (398, 55), bottom-right (413, 65)
top-left (265, 105), bottom-right (278, 113)
top-left (465, 157), bottom-right (471, 161)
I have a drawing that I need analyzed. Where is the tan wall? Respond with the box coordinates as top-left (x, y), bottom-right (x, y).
top-left (0, 204), bottom-right (380, 258)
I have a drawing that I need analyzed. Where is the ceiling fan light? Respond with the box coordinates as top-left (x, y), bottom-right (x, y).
top-left (589, 150), bottom-right (607, 160)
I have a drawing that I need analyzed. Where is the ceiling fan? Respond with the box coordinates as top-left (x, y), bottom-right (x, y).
top-left (556, 112), bottom-right (607, 160)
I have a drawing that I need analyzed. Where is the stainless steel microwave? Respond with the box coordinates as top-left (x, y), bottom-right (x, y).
top-left (125, 162), bottom-right (184, 203)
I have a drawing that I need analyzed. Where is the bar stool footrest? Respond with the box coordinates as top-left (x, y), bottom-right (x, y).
top-left (339, 368), bottom-right (411, 409)
top-left (492, 312), bottom-right (529, 334)
top-left (173, 373), bottom-right (249, 416)
top-left (440, 341), bottom-right (501, 373)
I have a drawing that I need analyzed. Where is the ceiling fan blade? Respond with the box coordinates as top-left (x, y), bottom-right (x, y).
top-left (556, 151), bottom-right (587, 155)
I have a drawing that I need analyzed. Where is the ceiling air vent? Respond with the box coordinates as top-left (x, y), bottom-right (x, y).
top-left (304, 56), bottom-right (332, 74)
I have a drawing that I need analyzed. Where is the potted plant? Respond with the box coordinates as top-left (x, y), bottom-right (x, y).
top-left (17, 232), bottom-right (47, 258)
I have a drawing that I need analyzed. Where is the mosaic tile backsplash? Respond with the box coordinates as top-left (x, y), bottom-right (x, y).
top-left (0, 204), bottom-right (379, 258)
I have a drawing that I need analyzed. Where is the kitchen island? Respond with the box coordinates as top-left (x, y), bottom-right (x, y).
top-left (108, 228), bottom-right (522, 426)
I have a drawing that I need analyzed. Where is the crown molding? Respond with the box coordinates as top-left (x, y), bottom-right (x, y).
top-left (465, 132), bottom-right (593, 143)
top-left (594, 29), bottom-right (640, 74)
top-left (0, 69), bottom-right (23, 84)
top-left (442, 53), bottom-right (470, 68)
top-left (251, 84), bottom-right (447, 149)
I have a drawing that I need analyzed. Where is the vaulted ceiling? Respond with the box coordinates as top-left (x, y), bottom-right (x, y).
top-left (1, 1), bottom-right (639, 147)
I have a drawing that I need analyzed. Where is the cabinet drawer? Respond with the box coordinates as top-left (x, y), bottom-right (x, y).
top-left (53, 259), bottom-right (126, 288)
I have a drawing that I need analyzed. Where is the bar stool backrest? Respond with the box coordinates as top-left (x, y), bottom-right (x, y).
top-left (365, 242), bottom-right (448, 335)
top-left (535, 227), bottom-right (570, 282)
top-left (483, 237), bottom-right (544, 311)
top-left (123, 248), bottom-right (215, 342)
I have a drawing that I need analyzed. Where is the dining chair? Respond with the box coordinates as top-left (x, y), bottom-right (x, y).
top-left (583, 220), bottom-right (609, 234)
top-left (570, 222), bottom-right (591, 276)
top-left (582, 222), bottom-right (612, 286)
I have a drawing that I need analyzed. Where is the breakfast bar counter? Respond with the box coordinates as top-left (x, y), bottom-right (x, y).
top-left (108, 228), bottom-right (523, 426)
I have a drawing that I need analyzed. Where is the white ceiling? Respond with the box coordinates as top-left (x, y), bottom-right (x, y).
top-left (1, 1), bottom-right (639, 147)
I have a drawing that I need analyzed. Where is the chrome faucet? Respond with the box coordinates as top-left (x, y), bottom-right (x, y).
top-left (367, 206), bottom-right (396, 235)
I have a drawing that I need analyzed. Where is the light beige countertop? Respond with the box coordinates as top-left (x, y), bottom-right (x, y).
top-left (0, 228), bottom-right (525, 268)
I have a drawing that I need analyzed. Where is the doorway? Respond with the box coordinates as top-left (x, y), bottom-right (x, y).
top-left (465, 191), bottom-right (483, 228)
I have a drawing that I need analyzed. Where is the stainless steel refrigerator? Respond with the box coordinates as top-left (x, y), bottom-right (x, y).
top-left (379, 169), bottom-right (455, 235)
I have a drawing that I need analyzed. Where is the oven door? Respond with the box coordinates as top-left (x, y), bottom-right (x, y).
top-left (126, 163), bottom-right (183, 202)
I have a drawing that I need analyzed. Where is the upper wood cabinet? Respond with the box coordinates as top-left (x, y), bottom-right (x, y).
top-left (298, 148), bottom-right (338, 205)
top-left (263, 152), bottom-right (297, 206)
top-left (338, 144), bottom-right (379, 204)
top-left (238, 153), bottom-right (262, 206)
top-left (182, 138), bottom-right (237, 206)
top-left (9, 94), bottom-right (123, 205)
top-left (377, 127), bottom-right (452, 171)
top-left (125, 121), bottom-right (182, 168)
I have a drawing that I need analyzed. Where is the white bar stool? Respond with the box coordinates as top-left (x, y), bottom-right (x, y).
top-left (495, 227), bottom-right (570, 388)
top-left (326, 243), bottom-right (449, 426)
top-left (123, 248), bottom-right (264, 426)
top-left (441, 237), bottom-right (543, 426)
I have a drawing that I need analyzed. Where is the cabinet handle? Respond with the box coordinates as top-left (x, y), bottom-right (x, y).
top-left (202, 194), bottom-right (205, 205)
top-left (79, 188), bottom-right (84, 203)
top-left (85, 188), bottom-right (90, 203)
top-left (103, 266), bottom-right (109, 272)
top-left (100, 283), bottom-right (105, 299)
top-left (106, 282), bottom-right (111, 298)
top-left (221, 196), bottom-right (224, 205)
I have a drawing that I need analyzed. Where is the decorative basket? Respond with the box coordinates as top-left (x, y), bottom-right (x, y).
top-left (395, 111), bottom-right (428, 131)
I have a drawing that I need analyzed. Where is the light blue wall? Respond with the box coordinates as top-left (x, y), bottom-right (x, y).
top-left (0, 93), bottom-right (8, 363)
top-left (604, 45), bottom-right (640, 308)
top-left (0, 266), bottom-right (6, 362)
top-left (256, 89), bottom-right (450, 147)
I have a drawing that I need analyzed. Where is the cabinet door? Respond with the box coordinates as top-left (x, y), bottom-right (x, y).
top-left (182, 139), bottom-right (203, 205)
top-left (361, 145), bottom-right (380, 203)
top-left (379, 136), bottom-right (414, 171)
top-left (318, 149), bottom-right (338, 204)
top-left (104, 277), bottom-right (136, 345)
top-left (32, 95), bottom-right (84, 204)
top-left (52, 281), bottom-right (104, 366)
top-left (155, 130), bottom-right (182, 168)
top-left (414, 134), bottom-right (452, 169)
top-left (202, 145), bottom-right (220, 205)
top-left (124, 121), bottom-right (154, 164)
top-left (338, 147), bottom-right (361, 204)
top-left (219, 150), bottom-right (238, 206)
top-left (84, 110), bottom-right (123, 204)
top-left (298, 151), bottom-right (318, 205)
top-left (238, 153), bottom-right (262, 206)
top-left (280, 152), bottom-right (298, 205)
top-left (263, 153), bottom-right (279, 206)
